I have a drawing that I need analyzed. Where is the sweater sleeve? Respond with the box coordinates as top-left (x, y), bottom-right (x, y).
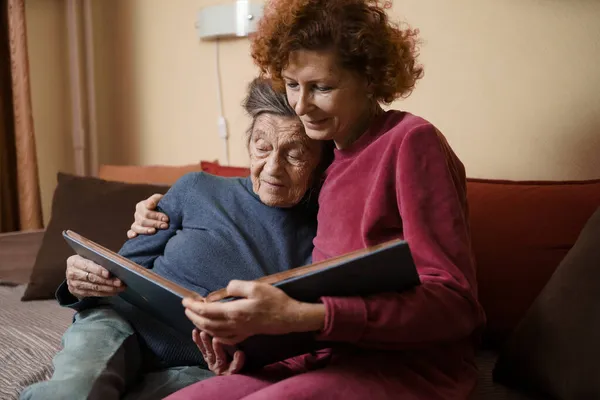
top-left (117, 173), bottom-right (192, 267)
top-left (316, 125), bottom-right (485, 349)
top-left (55, 279), bottom-right (101, 311)
top-left (52, 173), bottom-right (194, 311)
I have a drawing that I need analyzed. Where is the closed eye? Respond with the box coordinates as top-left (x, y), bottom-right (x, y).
top-left (315, 85), bottom-right (332, 92)
top-left (287, 150), bottom-right (306, 162)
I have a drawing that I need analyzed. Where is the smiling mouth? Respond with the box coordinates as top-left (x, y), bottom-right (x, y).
top-left (263, 181), bottom-right (285, 188)
top-left (304, 118), bottom-right (328, 126)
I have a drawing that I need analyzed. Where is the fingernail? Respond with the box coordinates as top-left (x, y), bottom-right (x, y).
top-left (160, 223), bottom-right (168, 229)
top-left (148, 228), bottom-right (154, 233)
top-left (162, 217), bottom-right (169, 222)
top-left (115, 280), bottom-right (122, 287)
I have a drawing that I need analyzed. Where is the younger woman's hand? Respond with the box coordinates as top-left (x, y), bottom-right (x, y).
top-left (183, 280), bottom-right (326, 345)
top-left (127, 193), bottom-right (169, 238)
top-left (193, 329), bottom-right (245, 375)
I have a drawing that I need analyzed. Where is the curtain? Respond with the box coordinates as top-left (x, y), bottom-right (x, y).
top-left (0, 0), bottom-right (42, 232)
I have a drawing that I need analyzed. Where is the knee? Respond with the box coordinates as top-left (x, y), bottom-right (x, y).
top-left (62, 308), bottom-right (136, 351)
top-left (74, 306), bottom-right (135, 335)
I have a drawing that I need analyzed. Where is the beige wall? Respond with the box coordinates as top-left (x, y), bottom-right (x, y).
top-left (394, 1), bottom-right (600, 180)
top-left (91, 0), bottom-right (260, 168)
top-left (27, 0), bottom-right (600, 222)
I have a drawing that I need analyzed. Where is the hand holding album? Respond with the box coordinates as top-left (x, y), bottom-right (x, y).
top-left (183, 279), bottom-right (325, 346)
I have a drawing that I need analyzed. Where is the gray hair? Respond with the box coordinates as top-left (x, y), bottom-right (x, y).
top-left (243, 78), bottom-right (296, 144)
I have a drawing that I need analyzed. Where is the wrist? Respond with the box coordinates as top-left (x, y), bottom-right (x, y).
top-left (288, 301), bottom-right (326, 333)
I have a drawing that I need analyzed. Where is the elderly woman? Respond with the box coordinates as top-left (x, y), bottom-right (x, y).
top-left (19, 78), bottom-right (332, 400)
top-left (138, 0), bottom-right (487, 399)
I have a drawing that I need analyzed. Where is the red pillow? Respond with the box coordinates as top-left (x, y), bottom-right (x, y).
top-left (466, 178), bottom-right (600, 347)
top-left (200, 161), bottom-right (250, 178)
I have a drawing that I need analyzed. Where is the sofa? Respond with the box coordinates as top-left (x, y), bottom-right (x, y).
top-left (0, 160), bottom-right (598, 400)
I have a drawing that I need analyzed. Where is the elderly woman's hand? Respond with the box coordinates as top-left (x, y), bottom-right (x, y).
top-left (127, 193), bottom-right (169, 238)
top-left (66, 255), bottom-right (125, 298)
top-left (193, 329), bottom-right (245, 375)
top-left (182, 280), bottom-right (326, 346)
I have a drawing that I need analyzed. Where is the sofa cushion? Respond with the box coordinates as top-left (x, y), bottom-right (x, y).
top-left (200, 161), bottom-right (250, 178)
top-left (98, 163), bottom-right (203, 185)
top-left (21, 173), bottom-right (170, 301)
top-left (466, 178), bottom-right (600, 346)
top-left (0, 284), bottom-right (74, 399)
top-left (492, 206), bottom-right (600, 399)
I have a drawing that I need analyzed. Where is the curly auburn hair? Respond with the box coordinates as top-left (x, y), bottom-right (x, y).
top-left (251, 0), bottom-right (424, 104)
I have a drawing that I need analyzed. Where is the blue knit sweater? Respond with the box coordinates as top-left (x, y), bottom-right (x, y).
top-left (56, 172), bottom-right (318, 369)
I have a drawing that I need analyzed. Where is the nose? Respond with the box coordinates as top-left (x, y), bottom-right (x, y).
top-left (263, 151), bottom-right (283, 177)
top-left (294, 89), bottom-right (313, 116)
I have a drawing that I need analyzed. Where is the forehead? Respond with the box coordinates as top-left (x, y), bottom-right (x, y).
top-left (252, 114), bottom-right (307, 144)
top-left (283, 49), bottom-right (340, 81)
top-left (283, 49), bottom-right (367, 89)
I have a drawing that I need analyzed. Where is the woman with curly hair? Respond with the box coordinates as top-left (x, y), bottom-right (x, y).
top-left (164, 1), bottom-right (486, 398)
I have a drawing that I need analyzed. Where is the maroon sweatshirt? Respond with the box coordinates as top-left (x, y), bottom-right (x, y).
top-left (313, 110), bottom-right (485, 348)
top-left (303, 110), bottom-right (486, 397)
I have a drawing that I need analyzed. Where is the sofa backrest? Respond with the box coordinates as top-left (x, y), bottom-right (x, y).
top-left (467, 178), bottom-right (600, 347)
top-left (0, 229), bottom-right (45, 284)
top-left (98, 163), bottom-right (205, 185)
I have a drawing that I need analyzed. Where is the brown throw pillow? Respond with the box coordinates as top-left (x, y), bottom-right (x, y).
top-left (493, 206), bottom-right (600, 398)
top-left (22, 173), bottom-right (169, 301)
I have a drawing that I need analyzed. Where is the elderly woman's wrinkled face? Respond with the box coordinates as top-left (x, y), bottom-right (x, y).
top-left (249, 114), bottom-right (323, 208)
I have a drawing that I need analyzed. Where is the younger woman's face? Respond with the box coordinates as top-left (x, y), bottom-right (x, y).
top-left (282, 49), bottom-right (373, 149)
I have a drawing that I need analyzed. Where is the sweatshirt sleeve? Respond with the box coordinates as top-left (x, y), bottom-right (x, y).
top-left (316, 125), bottom-right (485, 349)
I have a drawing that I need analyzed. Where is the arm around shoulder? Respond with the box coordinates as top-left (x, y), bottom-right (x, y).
top-left (118, 172), bottom-right (199, 266)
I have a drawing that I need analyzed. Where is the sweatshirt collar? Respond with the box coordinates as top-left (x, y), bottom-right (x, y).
top-left (333, 110), bottom-right (394, 161)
